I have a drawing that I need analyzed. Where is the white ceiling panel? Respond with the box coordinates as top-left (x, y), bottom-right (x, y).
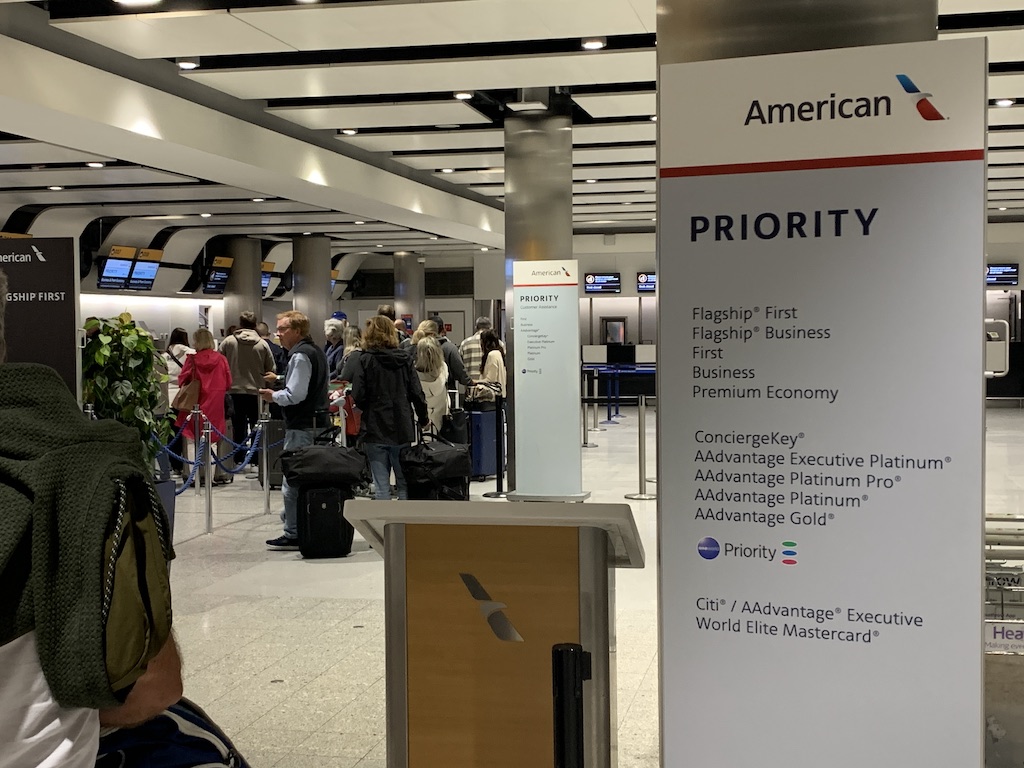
top-left (572, 203), bottom-right (657, 213)
top-left (574, 146), bottom-right (657, 164)
top-left (990, 168), bottom-right (1024, 179)
top-left (574, 211), bottom-right (658, 222)
top-left (0, 166), bottom-right (195, 188)
top-left (989, 179), bottom-right (1024, 189)
top-left (940, 0), bottom-right (1024, 11)
top-left (989, 75), bottom-right (1024, 101)
top-left (991, 131), bottom-right (1024, 148)
top-left (341, 129), bottom-right (503, 153)
top-left (989, 190), bottom-right (1024, 199)
top-left (573, 92), bottom-right (656, 119)
top-left (0, 140), bottom-right (111, 166)
top-left (941, 29), bottom-right (1024, 63)
top-left (573, 164), bottom-right (654, 180)
top-left (573, 122), bottom-right (656, 145)
top-left (467, 185), bottom-right (506, 196)
top-left (573, 180), bottom-right (656, 193)
top-left (52, 11), bottom-right (296, 59)
top-left (233, 0), bottom-right (653, 52)
top-left (436, 170), bottom-right (503, 184)
top-left (397, 152), bottom-right (505, 171)
top-left (989, 150), bottom-right (1024, 164)
top-left (268, 100), bottom-right (489, 131)
top-left (184, 49), bottom-right (656, 100)
top-left (990, 107), bottom-right (1024, 127)
top-left (0, 185), bottom-right (274, 206)
top-left (572, 192), bottom-right (656, 204)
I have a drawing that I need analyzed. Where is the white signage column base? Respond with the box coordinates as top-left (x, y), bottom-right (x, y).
top-left (658, 40), bottom-right (986, 767)
top-left (510, 259), bottom-right (589, 503)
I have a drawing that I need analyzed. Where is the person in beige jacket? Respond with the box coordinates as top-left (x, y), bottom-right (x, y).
top-left (219, 311), bottom-right (275, 467)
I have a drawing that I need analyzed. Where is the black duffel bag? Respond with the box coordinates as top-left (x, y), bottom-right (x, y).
top-left (281, 444), bottom-right (367, 487)
top-left (400, 432), bottom-right (472, 485)
top-left (439, 408), bottom-right (469, 444)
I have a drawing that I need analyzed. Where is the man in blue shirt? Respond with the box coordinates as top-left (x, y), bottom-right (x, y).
top-left (259, 311), bottom-right (329, 550)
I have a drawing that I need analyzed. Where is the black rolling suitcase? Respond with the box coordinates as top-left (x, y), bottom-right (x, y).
top-left (297, 486), bottom-right (355, 558)
top-left (401, 431), bottom-right (472, 501)
top-left (259, 418), bottom-right (286, 490)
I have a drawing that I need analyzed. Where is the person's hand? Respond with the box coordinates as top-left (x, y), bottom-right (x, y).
top-left (263, 371), bottom-right (278, 383)
top-left (258, 388), bottom-right (275, 403)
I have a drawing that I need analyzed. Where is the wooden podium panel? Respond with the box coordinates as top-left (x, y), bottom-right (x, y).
top-left (404, 524), bottom-right (580, 768)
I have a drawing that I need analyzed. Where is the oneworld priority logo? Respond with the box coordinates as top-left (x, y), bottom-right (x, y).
top-left (895, 75), bottom-right (945, 121)
top-left (781, 540), bottom-right (798, 566)
top-left (697, 537), bottom-right (720, 560)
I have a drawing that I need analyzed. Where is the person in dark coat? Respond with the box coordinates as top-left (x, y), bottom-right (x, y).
top-left (351, 316), bottom-right (429, 500)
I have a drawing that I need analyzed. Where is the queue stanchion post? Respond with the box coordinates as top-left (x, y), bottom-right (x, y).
top-left (645, 395), bottom-right (657, 483)
top-left (483, 395), bottom-right (507, 498)
top-left (581, 400), bottom-right (597, 449)
top-left (204, 414), bottom-right (215, 534)
top-left (589, 369), bottom-right (606, 433)
top-left (192, 404), bottom-right (202, 498)
top-left (260, 406), bottom-right (272, 516)
top-left (612, 367), bottom-right (624, 419)
top-left (625, 395), bottom-right (656, 501)
top-left (600, 367), bottom-right (617, 425)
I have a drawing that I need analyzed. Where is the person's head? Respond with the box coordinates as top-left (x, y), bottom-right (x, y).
top-left (167, 327), bottom-right (189, 349)
top-left (238, 311), bottom-right (258, 330)
top-left (480, 329), bottom-right (503, 373)
top-left (363, 315), bottom-right (398, 350)
top-left (377, 304), bottom-right (396, 321)
top-left (342, 326), bottom-right (361, 354)
top-left (225, 325), bottom-right (237, 338)
top-left (393, 318), bottom-right (407, 334)
top-left (324, 317), bottom-right (346, 345)
top-left (276, 310), bottom-right (310, 351)
top-left (193, 327), bottom-right (216, 352)
top-left (0, 269), bottom-right (7, 364)
top-left (474, 316), bottom-right (493, 333)
top-left (415, 336), bottom-right (444, 375)
top-left (256, 321), bottom-right (271, 339)
top-left (415, 319), bottom-right (438, 339)
top-left (429, 314), bottom-right (445, 335)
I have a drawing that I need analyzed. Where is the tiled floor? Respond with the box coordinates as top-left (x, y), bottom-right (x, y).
top-left (169, 404), bottom-right (1021, 766)
top-left (169, 406), bottom-right (659, 768)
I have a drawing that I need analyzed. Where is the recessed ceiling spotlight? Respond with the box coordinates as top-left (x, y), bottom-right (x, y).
top-left (999, 207), bottom-right (1008, 211)
top-left (47, 185), bottom-right (64, 191)
top-left (302, 231), bottom-right (312, 235)
top-left (453, 91), bottom-right (473, 101)
top-left (441, 168), bottom-right (454, 174)
top-left (651, 217), bottom-right (657, 221)
top-left (480, 247), bottom-right (489, 251)
top-left (251, 197), bottom-right (265, 202)
top-left (623, 201), bottom-right (633, 205)
top-left (340, 128), bottom-right (358, 136)
top-left (996, 98), bottom-right (1015, 108)
top-left (354, 220), bottom-right (365, 225)
top-left (650, 115), bottom-right (658, 122)
top-left (176, 57), bottom-right (200, 71)
top-left (200, 213), bottom-right (212, 218)
top-left (376, 244), bottom-right (384, 248)
top-left (585, 178), bottom-right (597, 184)
top-left (582, 37), bottom-right (607, 50)
top-left (86, 161), bottom-right (105, 169)
top-left (429, 236), bottom-right (438, 240)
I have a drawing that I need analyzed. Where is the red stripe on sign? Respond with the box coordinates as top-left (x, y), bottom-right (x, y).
top-left (660, 149), bottom-right (984, 178)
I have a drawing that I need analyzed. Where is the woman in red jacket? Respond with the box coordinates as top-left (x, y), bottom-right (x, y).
top-left (175, 328), bottom-right (233, 485)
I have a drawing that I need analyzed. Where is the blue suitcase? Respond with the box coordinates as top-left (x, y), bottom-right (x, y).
top-left (470, 410), bottom-right (498, 478)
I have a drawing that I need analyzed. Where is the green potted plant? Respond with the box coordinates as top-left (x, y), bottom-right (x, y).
top-left (82, 313), bottom-right (175, 519)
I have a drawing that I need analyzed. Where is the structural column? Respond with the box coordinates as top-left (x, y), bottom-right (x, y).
top-left (291, 235), bottom-right (332, 346)
top-left (223, 237), bottom-right (262, 328)
top-left (503, 99), bottom-right (574, 491)
top-left (393, 253), bottom-right (425, 329)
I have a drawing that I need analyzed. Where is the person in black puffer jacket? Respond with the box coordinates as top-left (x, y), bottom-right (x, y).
top-left (351, 315), bottom-right (429, 500)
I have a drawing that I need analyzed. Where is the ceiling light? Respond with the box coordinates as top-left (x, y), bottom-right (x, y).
top-left (999, 207), bottom-right (1008, 211)
top-left (623, 201), bottom-right (633, 206)
top-left (429, 236), bottom-right (438, 240)
top-left (114, 0), bottom-right (162, 6)
top-left (480, 247), bottom-right (489, 251)
top-left (86, 161), bottom-right (105, 169)
top-left (376, 244), bottom-right (384, 248)
top-left (176, 57), bottom-right (200, 71)
top-left (200, 213), bottom-right (212, 218)
top-left (340, 128), bottom-right (358, 136)
top-left (302, 232), bottom-right (312, 235)
top-left (650, 115), bottom-right (658, 122)
top-left (453, 91), bottom-right (473, 101)
top-left (251, 197), bottom-right (265, 203)
top-left (996, 98), bottom-right (1015, 107)
top-left (441, 168), bottom-right (454, 174)
top-left (651, 217), bottom-right (657, 221)
top-left (582, 37), bottom-right (607, 50)
top-left (585, 179), bottom-right (597, 184)
top-left (354, 220), bottom-right (365, 225)
top-left (47, 185), bottom-right (64, 191)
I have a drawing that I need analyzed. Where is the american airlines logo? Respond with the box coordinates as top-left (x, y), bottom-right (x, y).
top-left (895, 74), bottom-right (946, 121)
top-left (460, 573), bottom-right (524, 643)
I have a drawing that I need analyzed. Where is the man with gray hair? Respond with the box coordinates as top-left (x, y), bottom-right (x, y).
top-left (459, 316), bottom-right (503, 378)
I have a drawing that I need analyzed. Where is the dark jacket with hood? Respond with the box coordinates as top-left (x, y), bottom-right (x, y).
top-left (351, 348), bottom-right (428, 445)
top-left (0, 364), bottom-right (174, 708)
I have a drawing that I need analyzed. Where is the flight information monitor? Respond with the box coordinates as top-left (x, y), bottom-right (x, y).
top-left (637, 272), bottom-right (657, 293)
top-left (127, 259), bottom-right (160, 291)
top-left (203, 256), bottom-right (234, 295)
top-left (97, 258), bottom-right (133, 290)
top-left (987, 264), bottom-right (1019, 286)
top-left (584, 272), bottom-right (621, 294)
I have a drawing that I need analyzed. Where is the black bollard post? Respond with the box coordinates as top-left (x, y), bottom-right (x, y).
top-left (552, 642), bottom-right (591, 768)
top-left (483, 395), bottom-right (507, 499)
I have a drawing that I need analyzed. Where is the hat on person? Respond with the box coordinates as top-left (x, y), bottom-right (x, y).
top-left (331, 310), bottom-right (347, 321)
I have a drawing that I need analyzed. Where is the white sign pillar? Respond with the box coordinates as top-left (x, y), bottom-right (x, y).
top-left (658, 39), bottom-right (986, 766)
top-left (510, 260), bottom-right (588, 501)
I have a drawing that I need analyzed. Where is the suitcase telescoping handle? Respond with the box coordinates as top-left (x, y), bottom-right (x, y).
top-left (448, 388), bottom-right (460, 410)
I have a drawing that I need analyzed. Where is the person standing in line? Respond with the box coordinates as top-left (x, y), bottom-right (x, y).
top-left (459, 316), bottom-right (504, 380)
top-left (219, 312), bottom-right (275, 470)
top-left (466, 329), bottom-right (507, 409)
top-left (259, 311), bottom-right (330, 550)
top-left (175, 328), bottom-right (233, 485)
top-left (324, 317), bottom-right (347, 375)
top-left (257, 321), bottom-right (288, 376)
top-left (351, 316), bottom-right (429, 501)
top-left (400, 315), bottom-right (473, 393)
top-left (414, 336), bottom-right (450, 432)
top-left (162, 328), bottom-right (194, 476)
